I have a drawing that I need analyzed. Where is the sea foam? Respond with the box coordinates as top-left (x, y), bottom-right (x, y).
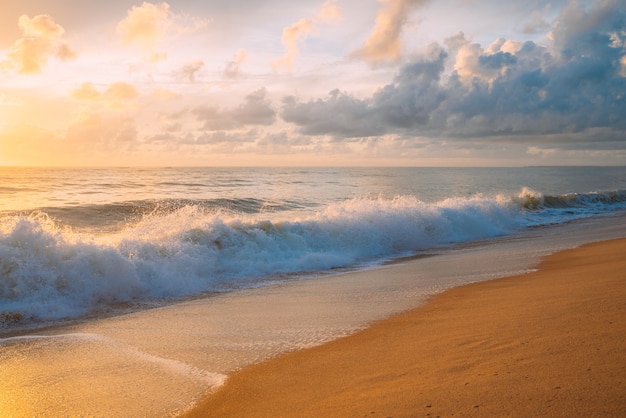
top-left (1, 190), bottom-right (624, 324)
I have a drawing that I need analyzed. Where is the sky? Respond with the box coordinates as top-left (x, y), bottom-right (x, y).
top-left (0, 0), bottom-right (625, 167)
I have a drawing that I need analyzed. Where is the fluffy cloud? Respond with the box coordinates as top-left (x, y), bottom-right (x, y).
top-left (116, 1), bottom-right (209, 62)
top-left (282, 89), bottom-right (384, 138)
top-left (193, 89), bottom-right (276, 131)
top-left (272, 0), bottom-right (343, 72)
top-left (318, 0), bottom-right (342, 23)
top-left (175, 60), bottom-right (205, 82)
top-left (71, 82), bottom-right (101, 101)
top-left (446, 33), bottom-right (521, 85)
top-left (104, 82), bottom-right (140, 102)
top-left (353, 0), bottom-right (428, 63)
top-left (281, 0), bottom-right (626, 150)
top-left (282, 43), bottom-right (447, 138)
top-left (2, 14), bottom-right (76, 73)
top-left (224, 49), bottom-right (247, 79)
top-left (272, 18), bottom-right (314, 72)
top-left (117, 2), bottom-right (171, 61)
top-left (71, 82), bottom-right (139, 108)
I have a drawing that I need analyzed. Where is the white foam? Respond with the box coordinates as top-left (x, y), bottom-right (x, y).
top-left (0, 332), bottom-right (226, 387)
top-left (1, 191), bottom-right (624, 323)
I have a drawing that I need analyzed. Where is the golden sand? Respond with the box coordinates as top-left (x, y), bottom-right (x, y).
top-left (184, 238), bottom-right (626, 417)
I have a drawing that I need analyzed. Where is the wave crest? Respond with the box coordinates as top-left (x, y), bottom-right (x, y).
top-left (1, 189), bottom-right (625, 325)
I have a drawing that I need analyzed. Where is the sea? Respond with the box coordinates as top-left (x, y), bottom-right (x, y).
top-left (2, 165), bottom-right (626, 417)
top-left (1, 166), bottom-right (626, 330)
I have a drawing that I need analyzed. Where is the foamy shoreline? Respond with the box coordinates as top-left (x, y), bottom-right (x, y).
top-left (1, 213), bottom-right (626, 416)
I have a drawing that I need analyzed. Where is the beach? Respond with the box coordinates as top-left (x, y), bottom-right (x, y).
top-left (1, 166), bottom-right (626, 417)
top-left (184, 237), bottom-right (626, 417)
top-left (2, 0), bottom-right (625, 411)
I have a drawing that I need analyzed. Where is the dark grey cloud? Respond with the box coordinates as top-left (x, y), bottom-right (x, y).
top-left (231, 88), bottom-right (277, 125)
top-left (174, 61), bottom-right (204, 82)
top-left (281, 44), bottom-right (447, 138)
top-left (193, 88), bottom-right (276, 131)
top-left (281, 90), bottom-right (384, 138)
top-left (280, 1), bottom-right (626, 149)
top-left (194, 130), bottom-right (257, 145)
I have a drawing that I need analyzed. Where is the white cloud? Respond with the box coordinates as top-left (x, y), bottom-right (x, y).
top-left (71, 81), bottom-right (139, 108)
top-left (272, 18), bottom-right (315, 72)
top-left (116, 1), bottom-right (210, 63)
top-left (2, 14), bottom-right (76, 74)
top-left (317, 0), bottom-right (342, 23)
top-left (272, 0), bottom-right (344, 72)
top-left (71, 82), bottom-right (101, 101)
top-left (224, 49), bottom-right (247, 79)
top-left (117, 2), bottom-right (171, 61)
top-left (353, 0), bottom-right (428, 63)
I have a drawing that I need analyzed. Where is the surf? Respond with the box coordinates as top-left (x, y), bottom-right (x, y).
top-left (1, 188), bottom-right (625, 327)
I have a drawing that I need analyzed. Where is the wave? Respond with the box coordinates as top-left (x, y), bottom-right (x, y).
top-left (516, 187), bottom-right (626, 210)
top-left (514, 187), bottom-right (626, 225)
top-left (1, 189), bottom-right (625, 325)
top-left (8, 198), bottom-right (308, 233)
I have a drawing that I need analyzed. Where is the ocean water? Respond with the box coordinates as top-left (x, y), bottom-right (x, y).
top-left (1, 166), bottom-right (626, 329)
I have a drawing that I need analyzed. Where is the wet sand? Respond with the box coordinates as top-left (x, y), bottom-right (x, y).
top-left (184, 238), bottom-right (626, 417)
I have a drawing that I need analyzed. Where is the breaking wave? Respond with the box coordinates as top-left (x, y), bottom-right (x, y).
top-left (1, 189), bottom-right (625, 324)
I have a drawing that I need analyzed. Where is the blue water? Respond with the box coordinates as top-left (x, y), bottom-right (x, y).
top-left (1, 166), bottom-right (625, 325)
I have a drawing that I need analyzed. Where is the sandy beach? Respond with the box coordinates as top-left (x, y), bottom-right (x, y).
top-left (184, 237), bottom-right (626, 417)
